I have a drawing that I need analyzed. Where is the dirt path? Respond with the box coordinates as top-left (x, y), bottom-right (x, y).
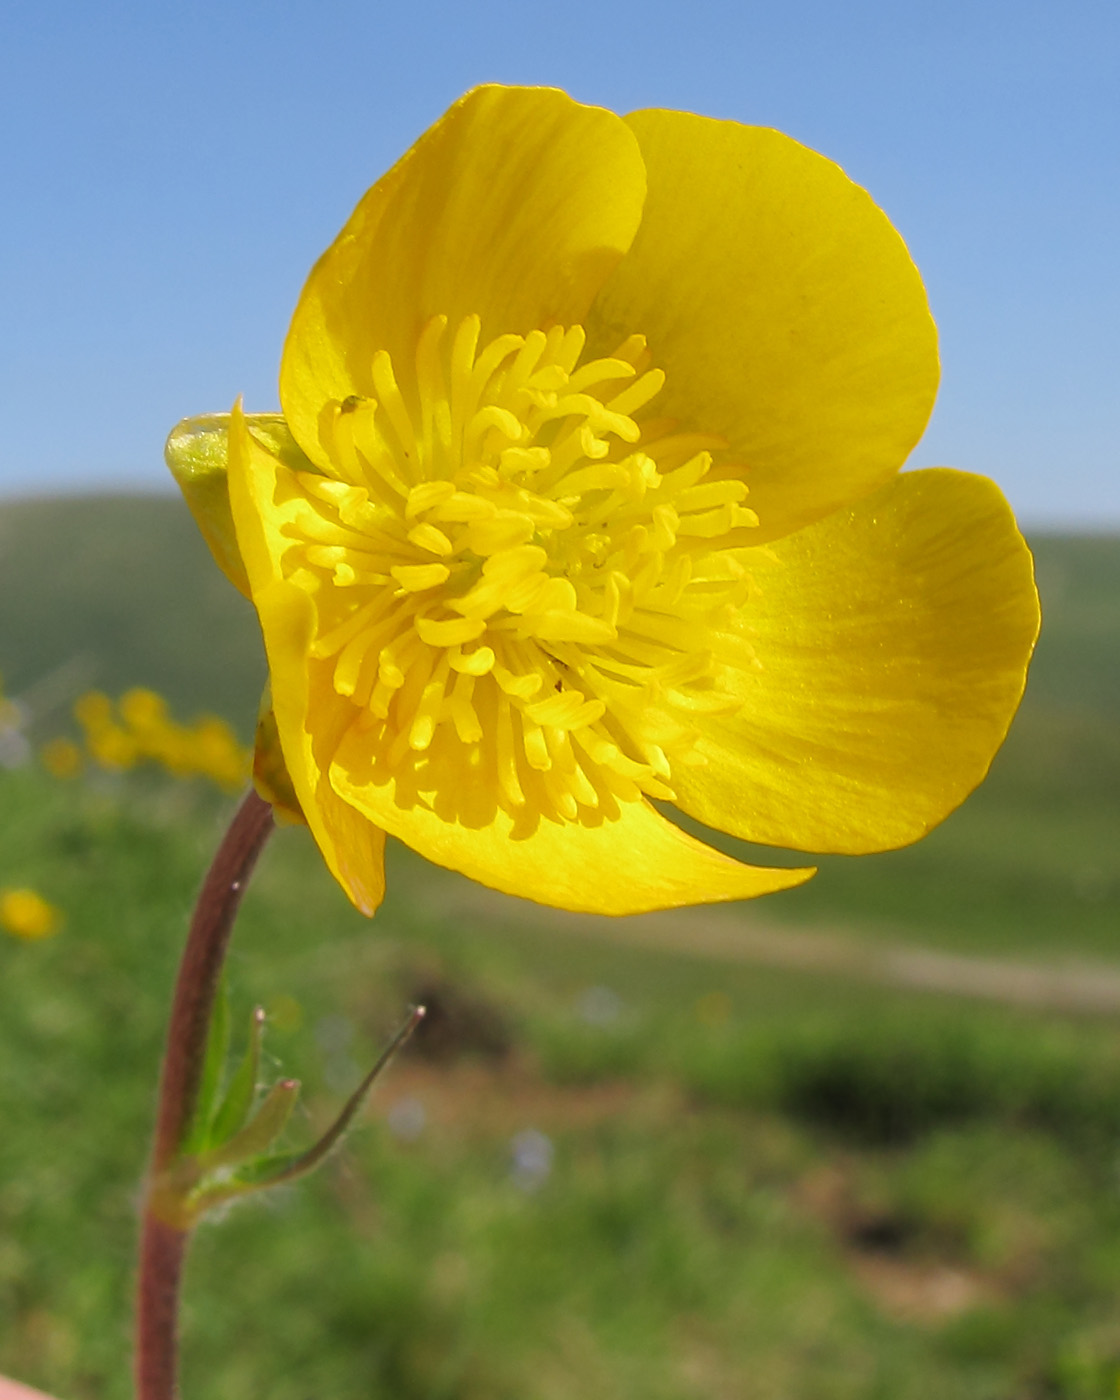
top-left (418, 882), bottom-right (1120, 1016)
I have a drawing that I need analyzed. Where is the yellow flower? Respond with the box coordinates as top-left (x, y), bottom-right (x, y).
top-left (167, 86), bottom-right (1039, 918)
top-left (188, 714), bottom-right (253, 792)
top-left (1, 887), bottom-right (62, 940)
top-left (72, 687), bottom-right (251, 791)
top-left (74, 690), bottom-right (139, 770)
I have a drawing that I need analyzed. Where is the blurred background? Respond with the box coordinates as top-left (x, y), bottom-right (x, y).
top-left (2, 2), bottom-right (1119, 1397)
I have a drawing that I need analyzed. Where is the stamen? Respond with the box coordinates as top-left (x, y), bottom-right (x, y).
top-left (415, 314), bottom-right (449, 473)
top-left (344, 402), bottom-right (411, 499)
top-left (410, 653), bottom-right (451, 751)
top-left (285, 314), bottom-right (757, 825)
top-left (448, 315), bottom-right (480, 445)
top-left (495, 692), bottom-right (525, 807)
top-left (608, 368), bottom-right (666, 418)
top-left (370, 350), bottom-right (419, 468)
top-left (407, 522), bottom-right (455, 556)
top-left (406, 480), bottom-right (456, 519)
top-left (450, 670), bottom-right (482, 743)
top-left (566, 357), bottom-right (636, 395)
top-left (391, 563), bottom-right (451, 592)
top-left (415, 614), bottom-right (486, 647)
top-left (521, 717), bottom-right (551, 771)
top-left (449, 644), bottom-right (495, 676)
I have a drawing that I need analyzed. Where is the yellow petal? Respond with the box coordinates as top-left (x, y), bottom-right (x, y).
top-left (226, 405), bottom-right (387, 914)
top-left (327, 724), bottom-right (812, 915)
top-left (587, 111), bottom-right (939, 542)
top-left (280, 85), bottom-right (646, 468)
top-left (165, 413), bottom-right (318, 598)
top-left (671, 469), bottom-right (1040, 853)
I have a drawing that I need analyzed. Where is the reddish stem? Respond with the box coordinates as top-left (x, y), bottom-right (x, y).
top-left (134, 1218), bottom-right (187, 1400)
top-left (135, 788), bottom-right (274, 1400)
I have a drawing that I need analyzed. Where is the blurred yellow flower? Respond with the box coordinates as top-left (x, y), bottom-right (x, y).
top-left (72, 688), bottom-right (251, 793)
top-left (74, 690), bottom-right (139, 770)
top-left (1, 887), bottom-right (61, 940)
top-left (167, 85), bottom-right (1039, 917)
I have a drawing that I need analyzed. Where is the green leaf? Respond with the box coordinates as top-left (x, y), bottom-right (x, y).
top-left (210, 1005), bottom-right (265, 1146)
top-left (232, 1151), bottom-right (305, 1187)
top-left (181, 974), bottom-right (231, 1155)
top-left (183, 1150), bottom-right (305, 1218)
top-left (181, 1005), bottom-right (425, 1223)
top-left (237, 1005), bottom-right (426, 1190)
top-left (199, 1078), bottom-right (301, 1171)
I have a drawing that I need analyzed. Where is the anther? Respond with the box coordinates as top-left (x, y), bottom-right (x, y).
top-left (280, 312), bottom-right (759, 825)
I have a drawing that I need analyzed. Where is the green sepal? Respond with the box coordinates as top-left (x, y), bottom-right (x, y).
top-left (199, 1077), bottom-right (301, 1171)
top-left (157, 1005), bottom-right (426, 1227)
top-left (180, 974), bottom-right (231, 1156)
top-left (240, 1004), bottom-right (427, 1190)
top-left (209, 1005), bottom-right (266, 1147)
top-left (165, 412), bottom-right (317, 599)
top-left (179, 1006), bottom-right (426, 1219)
top-left (231, 1150), bottom-right (304, 1185)
top-left (165, 415), bottom-right (251, 598)
top-left (253, 685), bottom-right (305, 826)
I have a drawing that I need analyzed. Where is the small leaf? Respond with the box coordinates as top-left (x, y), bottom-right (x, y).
top-left (195, 1005), bottom-right (426, 1216)
top-left (246, 1004), bottom-right (426, 1190)
top-left (181, 974), bottom-right (231, 1155)
top-left (210, 1005), bottom-right (265, 1146)
top-left (232, 1151), bottom-right (305, 1186)
top-left (182, 1150), bottom-right (305, 1218)
top-left (200, 1078), bottom-right (301, 1172)
top-left (180, 1005), bottom-right (425, 1222)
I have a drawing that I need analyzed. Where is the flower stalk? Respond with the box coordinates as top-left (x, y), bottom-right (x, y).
top-left (135, 788), bottom-right (274, 1400)
top-left (134, 788), bottom-right (425, 1398)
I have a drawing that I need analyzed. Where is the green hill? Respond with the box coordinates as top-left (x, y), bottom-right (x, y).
top-left (0, 493), bottom-right (264, 735)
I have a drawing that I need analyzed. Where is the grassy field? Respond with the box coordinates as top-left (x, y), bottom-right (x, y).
top-left (2, 495), bottom-right (1120, 1398)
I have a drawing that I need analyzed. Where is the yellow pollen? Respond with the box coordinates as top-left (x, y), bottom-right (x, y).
top-left (284, 315), bottom-right (759, 822)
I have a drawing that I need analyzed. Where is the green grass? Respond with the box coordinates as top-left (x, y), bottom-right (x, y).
top-left (3, 496), bottom-right (1120, 1397)
top-left (5, 769), bottom-right (1120, 1399)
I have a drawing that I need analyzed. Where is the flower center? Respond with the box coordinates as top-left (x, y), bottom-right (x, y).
top-left (282, 315), bottom-right (759, 819)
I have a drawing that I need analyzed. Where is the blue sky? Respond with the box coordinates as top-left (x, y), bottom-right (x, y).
top-left (1, 0), bottom-right (1116, 528)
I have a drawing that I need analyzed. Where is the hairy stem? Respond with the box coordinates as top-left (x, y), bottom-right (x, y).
top-left (135, 788), bottom-right (274, 1400)
top-left (133, 1218), bottom-right (187, 1400)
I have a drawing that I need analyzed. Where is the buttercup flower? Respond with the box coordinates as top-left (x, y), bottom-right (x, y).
top-left (167, 86), bottom-right (1039, 917)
